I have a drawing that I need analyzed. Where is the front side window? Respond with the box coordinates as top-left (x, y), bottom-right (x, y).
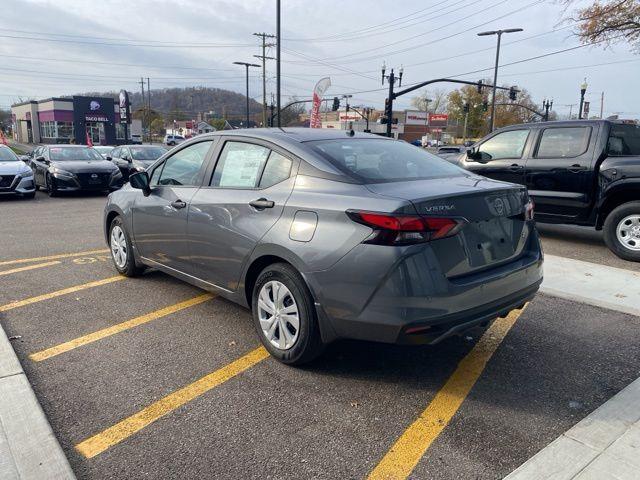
top-left (536, 127), bottom-right (591, 158)
top-left (130, 146), bottom-right (166, 160)
top-left (309, 138), bottom-right (463, 183)
top-left (608, 123), bottom-right (640, 156)
top-left (211, 141), bottom-right (270, 188)
top-left (476, 130), bottom-right (529, 161)
top-left (156, 141), bottom-right (212, 186)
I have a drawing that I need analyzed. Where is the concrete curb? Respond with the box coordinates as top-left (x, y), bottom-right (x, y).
top-left (504, 377), bottom-right (640, 479)
top-left (0, 323), bottom-right (75, 480)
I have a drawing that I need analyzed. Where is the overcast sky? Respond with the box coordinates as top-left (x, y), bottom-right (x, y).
top-left (1, 0), bottom-right (638, 118)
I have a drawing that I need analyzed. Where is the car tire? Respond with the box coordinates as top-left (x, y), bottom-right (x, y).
top-left (251, 263), bottom-right (324, 365)
top-left (108, 216), bottom-right (145, 276)
top-left (603, 201), bottom-right (640, 262)
top-left (46, 173), bottom-right (57, 197)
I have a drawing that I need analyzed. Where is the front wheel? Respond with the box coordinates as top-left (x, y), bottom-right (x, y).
top-left (251, 263), bottom-right (324, 365)
top-left (603, 201), bottom-right (640, 262)
top-left (46, 173), bottom-right (57, 197)
top-left (109, 216), bottom-right (145, 276)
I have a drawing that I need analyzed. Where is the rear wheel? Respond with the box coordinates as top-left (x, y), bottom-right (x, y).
top-left (603, 201), bottom-right (640, 262)
top-left (251, 263), bottom-right (324, 365)
top-left (109, 216), bottom-right (145, 276)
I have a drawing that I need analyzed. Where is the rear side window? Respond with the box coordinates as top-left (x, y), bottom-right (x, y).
top-left (476, 130), bottom-right (529, 161)
top-left (608, 123), bottom-right (640, 156)
top-left (211, 141), bottom-right (270, 188)
top-left (536, 127), bottom-right (591, 158)
top-left (260, 152), bottom-right (292, 188)
top-left (308, 138), bottom-right (462, 183)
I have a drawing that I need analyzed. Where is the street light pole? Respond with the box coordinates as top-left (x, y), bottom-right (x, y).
top-left (276, 0), bottom-right (281, 127)
top-left (233, 62), bottom-right (260, 128)
top-left (477, 28), bottom-right (523, 133)
top-left (578, 78), bottom-right (588, 119)
top-left (542, 99), bottom-right (553, 121)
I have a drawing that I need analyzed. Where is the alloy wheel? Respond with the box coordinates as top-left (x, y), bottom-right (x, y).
top-left (110, 225), bottom-right (128, 268)
top-left (257, 281), bottom-right (300, 350)
top-left (616, 215), bottom-right (640, 252)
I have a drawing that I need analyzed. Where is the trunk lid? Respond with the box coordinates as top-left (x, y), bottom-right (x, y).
top-left (365, 175), bottom-right (532, 277)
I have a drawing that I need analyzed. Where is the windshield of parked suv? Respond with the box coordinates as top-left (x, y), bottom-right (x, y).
top-left (130, 146), bottom-right (166, 160)
top-left (308, 138), bottom-right (465, 183)
top-left (0, 147), bottom-right (19, 161)
top-left (49, 147), bottom-right (104, 161)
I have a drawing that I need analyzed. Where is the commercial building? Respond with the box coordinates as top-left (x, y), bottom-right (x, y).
top-left (11, 96), bottom-right (135, 145)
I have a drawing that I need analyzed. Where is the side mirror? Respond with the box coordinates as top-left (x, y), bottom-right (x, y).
top-left (19, 155), bottom-right (29, 162)
top-left (106, 156), bottom-right (112, 161)
top-left (129, 171), bottom-right (151, 196)
top-left (36, 155), bottom-right (45, 162)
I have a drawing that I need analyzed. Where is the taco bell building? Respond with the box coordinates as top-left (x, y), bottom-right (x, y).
top-left (11, 96), bottom-right (135, 145)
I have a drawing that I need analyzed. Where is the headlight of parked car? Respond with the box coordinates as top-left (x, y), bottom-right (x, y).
top-left (51, 167), bottom-right (75, 178)
top-left (17, 170), bottom-right (33, 178)
top-left (111, 169), bottom-right (123, 178)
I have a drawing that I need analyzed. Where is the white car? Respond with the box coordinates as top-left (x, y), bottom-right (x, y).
top-left (0, 145), bottom-right (36, 198)
top-left (130, 134), bottom-right (142, 144)
top-left (163, 134), bottom-right (185, 146)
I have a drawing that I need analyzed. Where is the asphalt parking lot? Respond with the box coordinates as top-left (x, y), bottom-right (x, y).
top-left (2, 191), bottom-right (640, 479)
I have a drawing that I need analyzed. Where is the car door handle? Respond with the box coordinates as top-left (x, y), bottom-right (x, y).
top-left (568, 164), bottom-right (586, 172)
top-left (249, 198), bottom-right (275, 210)
top-left (509, 163), bottom-right (523, 171)
top-left (170, 200), bottom-right (187, 209)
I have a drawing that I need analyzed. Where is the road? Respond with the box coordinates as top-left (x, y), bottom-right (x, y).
top-left (1, 191), bottom-right (639, 479)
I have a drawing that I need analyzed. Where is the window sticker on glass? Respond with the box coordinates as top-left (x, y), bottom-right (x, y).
top-left (213, 142), bottom-right (270, 188)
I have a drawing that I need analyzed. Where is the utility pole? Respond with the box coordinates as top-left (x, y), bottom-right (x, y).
top-left (253, 32), bottom-right (276, 128)
top-left (233, 62), bottom-right (260, 128)
top-left (382, 62), bottom-right (403, 137)
top-left (146, 77), bottom-right (151, 142)
top-left (276, 0), bottom-right (281, 127)
top-left (477, 28), bottom-right (523, 133)
top-left (462, 102), bottom-right (470, 144)
top-left (600, 91), bottom-right (605, 119)
top-left (138, 77), bottom-right (146, 144)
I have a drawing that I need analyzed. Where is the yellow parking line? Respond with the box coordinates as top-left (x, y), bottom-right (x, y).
top-left (0, 249), bottom-right (109, 267)
top-left (0, 260), bottom-right (61, 276)
top-left (75, 346), bottom-right (269, 458)
top-left (367, 306), bottom-right (527, 480)
top-left (30, 293), bottom-right (215, 362)
top-left (0, 276), bottom-right (125, 313)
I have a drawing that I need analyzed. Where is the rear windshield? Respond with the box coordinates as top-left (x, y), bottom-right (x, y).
top-left (130, 146), bottom-right (166, 160)
top-left (608, 123), bottom-right (640, 156)
top-left (308, 138), bottom-right (464, 183)
top-left (0, 147), bottom-right (18, 161)
top-left (49, 147), bottom-right (104, 161)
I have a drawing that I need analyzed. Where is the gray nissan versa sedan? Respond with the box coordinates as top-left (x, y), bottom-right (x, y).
top-left (104, 128), bottom-right (543, 364)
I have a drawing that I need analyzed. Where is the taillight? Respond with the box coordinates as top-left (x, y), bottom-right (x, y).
top-left (346, 210), bottom-right (466, 245)
top-left (524, 200), bottom-right (534, 221)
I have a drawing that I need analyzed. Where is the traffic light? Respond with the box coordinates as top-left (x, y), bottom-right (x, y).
top-left (509, 86), bottom-right (517, 101)
top-left (477, 80), bottom-right (483, 93)
top-left (482, 100), bottom-right (489, 112)
top-left (332, 97), bottom-right (340, 111)
top-left (463, 102), bottom-right (470, 113)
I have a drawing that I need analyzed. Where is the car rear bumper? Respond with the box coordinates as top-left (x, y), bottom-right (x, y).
top-left (307, 228), bottom-right (543, 345)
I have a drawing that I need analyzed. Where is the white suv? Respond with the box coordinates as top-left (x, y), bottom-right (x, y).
top-left (164, 134), bottom-right (185, 146)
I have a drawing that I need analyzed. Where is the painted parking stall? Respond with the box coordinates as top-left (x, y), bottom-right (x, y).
top-left (2, 190), bottom-right (640, 479)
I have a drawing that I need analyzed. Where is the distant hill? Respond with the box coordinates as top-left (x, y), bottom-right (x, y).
top-left (77, 86), bottom-right (262, 120)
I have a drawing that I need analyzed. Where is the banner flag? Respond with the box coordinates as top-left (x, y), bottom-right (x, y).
top-left (310, 77), bottom-right (331, 128)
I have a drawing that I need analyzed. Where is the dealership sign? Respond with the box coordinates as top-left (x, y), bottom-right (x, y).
top-left (405, 110), bottom-right (429, 125)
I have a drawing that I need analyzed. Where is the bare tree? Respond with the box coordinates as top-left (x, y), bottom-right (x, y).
top-left (410, 89), bottom-right (448, 113)
top-left (560, 0), bottom-right (640, 51)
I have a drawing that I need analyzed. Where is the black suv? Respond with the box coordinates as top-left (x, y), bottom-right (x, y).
top-left (461, 120), bottom-right (640, 261)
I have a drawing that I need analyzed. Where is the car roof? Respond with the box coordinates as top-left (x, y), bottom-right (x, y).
top-left (196, 127), bottom-right (387, 145)
top-left (46, 144), bottom-right (91, 148)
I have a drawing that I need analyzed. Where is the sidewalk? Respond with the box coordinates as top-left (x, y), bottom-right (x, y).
top-left (0, 324), bottom-right (75, 479)
top-left (507, 254), bottom-right (640, 479)
top-left (505, 378), bottom-right (640, 480)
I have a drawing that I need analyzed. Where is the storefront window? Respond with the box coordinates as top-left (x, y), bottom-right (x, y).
top-left (40, 121), bottom-right (56, 138)
top-left (57, 122), bottom-right (74, 139)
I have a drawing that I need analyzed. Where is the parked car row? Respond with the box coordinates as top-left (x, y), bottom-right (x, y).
top-left (0, 144), bottom-right (167, 198)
